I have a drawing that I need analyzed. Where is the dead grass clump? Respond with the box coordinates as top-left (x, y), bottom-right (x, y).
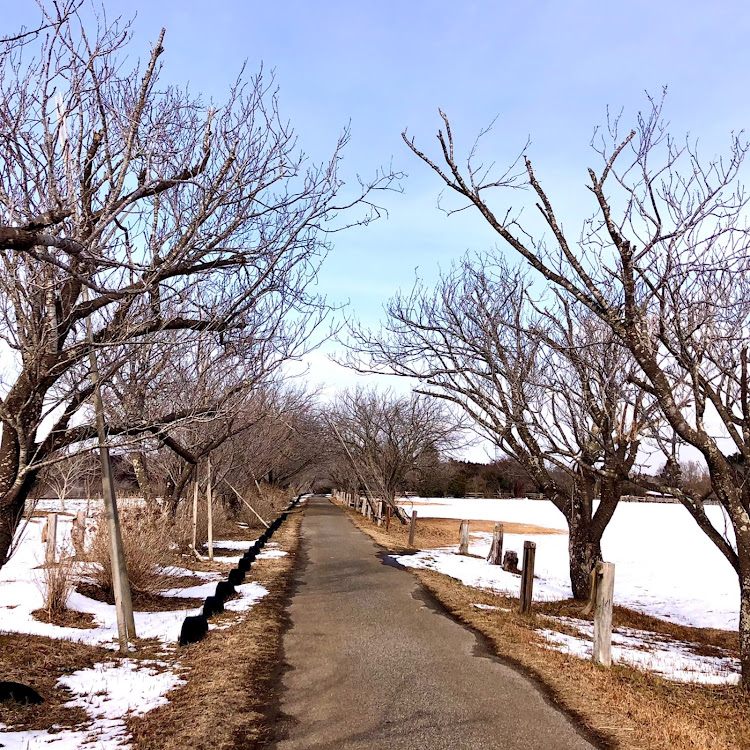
top-left (244, 485), bottom-right (292, 527)
top-left (88, 510), bottom-right (177, 597)
top-left (31, 607), bottom-right (97, 629)
top-left (0, 632), bottom-right (109, 731)
top-left (168, 501), bottom-right (208, 554)
top-left (36, 550), bottom-right (76, 620)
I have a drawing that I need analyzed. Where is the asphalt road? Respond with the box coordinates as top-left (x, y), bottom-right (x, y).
top-left (273, 497), bottom-right (598, 750)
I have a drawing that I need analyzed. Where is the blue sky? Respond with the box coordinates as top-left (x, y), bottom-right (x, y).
top-left (6, 0), bottom-right (750, 438)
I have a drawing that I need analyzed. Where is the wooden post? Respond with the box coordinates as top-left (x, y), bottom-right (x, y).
top-left (83, 288), bottom-right (135, 650)
top-left (408, 510), bottom-right (418, 548)
top-left (191, 481), bottom-right (199, 552)
top-left (361, 498), bottom-right (367, 517)
top-left (376, 500), bottom-right (383, 527)
top-left (519, 541), bottom-right (536, 614)
top-left (488, 523), bottom-right (504, 565)
top-left (206, 457), bottom-right (214, 561)
top-left (593, 562), bottom-right (615, 667)
top-left (458, 519), bottom-right (470, 555)
top-left (45, 513), bottom-right (58, 565)
top-left (385, 506), bottom-right (392, 532)
top-left (71, 510), bottom-right (86, 556)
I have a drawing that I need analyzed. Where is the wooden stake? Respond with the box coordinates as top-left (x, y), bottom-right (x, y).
top-left (72, 510), bottom-right (86, 556)
top-left (191, 480), bottom-right (199, 552)
top-left (459, 519), bottom-right (470, 555)
top-left (520, 541), bottom-right (536, 614)
top-left (593, 562), bottom-right (615, 667)
top-left (84, 288), bottom-right (135, 651)
top-left (45, 513), bottom-right (58, 566)
top-left (408, 510), bottom-right (418, 548)
top-left (487, 523), bottom-right (504, 565)
top-left (385, 506), bottom-right (392, 532)
top-left (207, 457), bottom-right (214, 562)
top-left (376, 500), bottom-right (383, 526)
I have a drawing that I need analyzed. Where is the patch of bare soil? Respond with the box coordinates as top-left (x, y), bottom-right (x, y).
top-left (340, 500), bottom-right (750, 750)
top-left (0, 633), bottom-right (110, 732)
top-left (128, 508), bottom-right (304, 750)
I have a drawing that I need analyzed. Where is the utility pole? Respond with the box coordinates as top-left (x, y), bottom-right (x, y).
top-left (84, 289), bottom-right (136, 651)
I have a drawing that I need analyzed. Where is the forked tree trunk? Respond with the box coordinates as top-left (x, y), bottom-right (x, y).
top-left (568, 520), bottom-right (603, 600)
top-left (0, 427), bottom-right (38, 568)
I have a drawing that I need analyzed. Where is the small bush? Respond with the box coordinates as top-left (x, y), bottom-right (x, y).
top-left (88, 510), bottom-right (177, 596)
top-left (38, 551), bottom-right (75, 618)
top-left (169, 497), bottom-right (236, 553)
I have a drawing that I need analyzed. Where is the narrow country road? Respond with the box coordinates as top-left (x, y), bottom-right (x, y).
top-left (273, 497), bottom-right (598, 750)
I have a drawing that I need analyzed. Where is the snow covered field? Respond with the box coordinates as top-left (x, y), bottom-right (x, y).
top-left (397, 497), bottom-right (739, 631)
top-left (0, 511), bottom-right (276, 747)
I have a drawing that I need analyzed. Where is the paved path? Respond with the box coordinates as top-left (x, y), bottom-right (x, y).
top-left (274, 497), bottom-right (598, 750)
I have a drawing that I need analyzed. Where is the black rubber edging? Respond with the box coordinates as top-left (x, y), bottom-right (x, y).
top-left (178, 495), bottom-right (304, 646)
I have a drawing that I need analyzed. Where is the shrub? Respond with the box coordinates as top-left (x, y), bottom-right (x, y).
top-left (88, 510), bottom-right (176, 597)
top-left (39, 550), bottom-right (75, 618)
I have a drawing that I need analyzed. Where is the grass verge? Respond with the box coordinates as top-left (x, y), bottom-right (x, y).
top-left (338, 500), bottom-right (750, 750)
top-left (128, 507), bottom-right (304, 750)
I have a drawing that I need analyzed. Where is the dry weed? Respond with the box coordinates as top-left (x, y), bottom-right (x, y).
top-left (36, 549), bottom-right (75, 619)
top-left (88, 510), bottom-right (177, 596)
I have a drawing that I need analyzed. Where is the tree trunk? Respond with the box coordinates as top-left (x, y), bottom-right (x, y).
top-left (568, 520), bottom-right (603, 600)
top-left (0, 426), bottom-right (37, 568)
top-left (741, 570), bottom-right (750, 689)
top-left (566, 474), bottom-right (602, 600)
top-left (131, 452), bottom-right (153, 505)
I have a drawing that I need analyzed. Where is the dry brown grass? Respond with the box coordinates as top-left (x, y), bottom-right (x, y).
top-left (0, 632), bottom-right (110, 731)
top-left (341, 501), bottom-right (750, 750)
top-left (128, 507), bottom-right (303, 750)
top-left (37, 550), bottom-right (76, 619)
top-left (88, 509), bottom-right (178, 597)
top-left (335, 499), bottom-right (561, 553)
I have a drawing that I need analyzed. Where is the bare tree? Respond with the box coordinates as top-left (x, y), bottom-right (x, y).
top-left (348, 256), bottom-right (652, 597)
top-left (330, 387), bottom-right (462, 518)
top-left (401, 95), bottom-right (750, 684)
top-left (0, 4), bottom-right (396, 566)
top-left (39, 449), bottom-right (96, 511)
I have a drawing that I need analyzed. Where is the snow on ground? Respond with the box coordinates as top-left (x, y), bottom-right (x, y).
top-left (0, 659), bottom-right (185, 749)
top-left (210, 539), bottom-right (259, 550)
top-left (394, 547), bottom-right (571, 601)
top-left (223, 582), bottom-right (269, 612)
top-left (256, 549), bottom-right (288, 560)
top-left (1, 501), bottom-right (283, 747)
top-left (397, 497), bottom-right (739, 631)
top-left (536, 616), bottom-right (741, 686)
top-left (1, 519), bottom-right (269, 646)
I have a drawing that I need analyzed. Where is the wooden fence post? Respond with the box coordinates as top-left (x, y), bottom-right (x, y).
top-left (519, 541), bottom-right (536, 614)
top-left (459, 520), bottom-right (470, 555)
top-left (487, 523), bottom-right (504, 565)
top-left (206, 457), bottom-right (214, 561)
top-left (191, 481), bottom-right (199, 552)
top-left (376, 500), bottom-right (383, 527)
top-left (593, 562), bottom-right (615, 667)
top-left (385, 506), bottom-right (392, 532)
top-left (71, 510), bottom-right (86, 556)
top-left (45, 513), bottom-right (58, 565)
top-left (408, 510), bottom-right (418, 548)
